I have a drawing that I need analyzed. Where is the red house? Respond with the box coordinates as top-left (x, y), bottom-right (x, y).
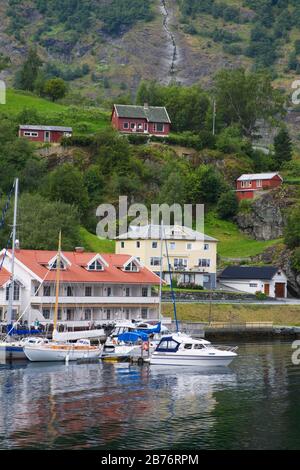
top-left (111, 103), bottom-right (171, 136)
top-left (236, 173), bottom-right (283, 201)
top-left (19, 125), bottom-right (73, 143)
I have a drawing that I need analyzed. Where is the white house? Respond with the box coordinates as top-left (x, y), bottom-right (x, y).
top-left (219, 266), bottom-right (287, 298)
top-left (0, 248), bottom-right (161, 327)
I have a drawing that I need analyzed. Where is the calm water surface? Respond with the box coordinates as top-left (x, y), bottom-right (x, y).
top-left (0, 340), bottom-right (300, 450)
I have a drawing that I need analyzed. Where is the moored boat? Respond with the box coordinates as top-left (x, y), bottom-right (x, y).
top-left (24, 338), bottom-right (101, 362)
top-left (150, 333), bottom-right (237, 367)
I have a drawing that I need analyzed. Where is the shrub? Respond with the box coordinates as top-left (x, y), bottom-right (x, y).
top-left (217, 191), bottom-right (239, 220)
top-left (61, 135), bottom-right (94, 147)
top-left (238, 199), bottom-right (253, 214)
top-left (255, 291), bottom-right (268, 300)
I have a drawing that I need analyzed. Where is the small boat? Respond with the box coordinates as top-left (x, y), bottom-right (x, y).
top-left (23, 338), bottom-right (101, 362)
top-left (150, 333), bottom-right (237, 367)
top-left (102, 331), bottom-right (153, 361)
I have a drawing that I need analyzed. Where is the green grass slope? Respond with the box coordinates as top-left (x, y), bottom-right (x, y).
top-left (79, 227), bottom-right (115, 253)
top-left (3, 89), bottom-right (110, 134)
top-left (204, 212), bottom-right (282, 259)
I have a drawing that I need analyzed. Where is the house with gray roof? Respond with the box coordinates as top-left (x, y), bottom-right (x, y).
top-left (219, 265), bottom-right (287, 298)
top-left (111, 103), bottom-right (171, 136)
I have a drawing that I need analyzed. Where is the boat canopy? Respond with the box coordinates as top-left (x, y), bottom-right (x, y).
top-left (118, 331), bottom-right (149, 343)
top-left (156, 336), bottom-right (180, 352)
top-left (136, 322), bottom-right (161, 334)
top-left (6, 325), bottom-right (42, 336)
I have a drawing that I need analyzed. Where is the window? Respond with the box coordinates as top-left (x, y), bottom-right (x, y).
top-left (152, 242), bottom-right (158, 249)
top-left (50, 259), bottom-right (65, 270)
top-left (169, 242), bottom-right (176, 250)
top-left (174, 258), bottom-right (187, 268)
top-left (124, 261), bottom-right (138, 272)
top-left (241, 180), bottom-right (252, 188)
top-left (150, 257), bottom-right (161, 266)
top-left (106, 309), bottom-right (111, 320)
top-left (57, 309), bottom-right (62, 320)
top-left (6, 283), bottom-right (20, 301)
top-left (85, 309), bottom-right (92, 321)
top-left (67, 286), bottom-right (74, 297)
top-left (107, 287), bottom-right (112, 297)
top-left (256, 180), bottom-right (262, 188)
top-left (123, 122), bottom-right (129, 129)
top-left (130, 122), bottom-right (135, 129)
top-left (187, 243), bottom-right (192, 250)
top-left (142, 287), bottom-right (148, 297)
top-left (198, 259), bottom-right (211, 267)
top-left (184, 344), bottom-right (193, 349)
top-left (249, 283), bottom-right (258, 288)
top-left (194, 344), bottom-right (205, 349)
top-left (88, 259), bottom-right (104, 271)
top-left (24, 131), bottom-right (38, 137)
top-left (121, 242), bottom-right (125, 248)
top-left (136, 241), bottom-right (140, 248)
top-left (43, 285), bottom-right (51, 297)
top-left (125, 287), bottom-right (130, 297)
top-left (154, 123), bottom-right (164, 132)
top-left (85, 286), bottom-right (92, 297)
top-left (204, 243), bottom-right (209, 251)
top-left (43, 309), bottom-right (50, 320)
top-left (125, 309), bottom-right (130, 320)
top-left (141, 308), bottom-right (148, 319)
top-left (67, 309), bottom-right (74, 321)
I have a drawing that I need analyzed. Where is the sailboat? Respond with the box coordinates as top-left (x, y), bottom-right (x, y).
top-left (23, 232), bottom-right (102, 362)
top-left (0, 178), bottom-right (40, 361)
top-left (150, 223), bottom-right (238, 367)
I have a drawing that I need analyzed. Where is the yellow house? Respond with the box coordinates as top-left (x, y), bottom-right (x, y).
top-left (115, 225), bottom-right (218, 288)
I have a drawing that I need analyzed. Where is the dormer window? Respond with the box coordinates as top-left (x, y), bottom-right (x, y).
top-left (124, 262), bottom-right (138, 272)
top-left (47, 252), bottom-right (70, 271)
top-left (88, 259), bottom-right (104, 271)
top-left (50, 259), bottom-right (66, 270)
top-left (86, 254), bottom-right (108, 272)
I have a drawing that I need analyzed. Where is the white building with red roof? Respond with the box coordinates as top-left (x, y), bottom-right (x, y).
top-left (0, 248), bottom-right (161, 327)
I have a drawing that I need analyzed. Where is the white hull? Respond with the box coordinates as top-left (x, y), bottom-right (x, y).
top-left (24, 345), bottom-right (101, 362)
top-left (150, 354), bottom-right (236, 367)
top-left (101, 344), bottom-right (137, 359)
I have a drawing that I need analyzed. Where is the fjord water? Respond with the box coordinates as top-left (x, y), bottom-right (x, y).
top-left (0, 340), bottom-right (300, 450)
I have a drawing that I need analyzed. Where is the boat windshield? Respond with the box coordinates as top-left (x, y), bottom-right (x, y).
top-left (156, 337), bottom-right (179, 352)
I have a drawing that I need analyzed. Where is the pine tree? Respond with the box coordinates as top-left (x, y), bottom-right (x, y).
top-left (274, 127), bottom-right (292, 168)
top-left (15, 48), bottom-right (43, 92)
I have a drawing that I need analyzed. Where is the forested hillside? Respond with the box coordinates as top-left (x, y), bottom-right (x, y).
top-left (1, 0), bottom-right (300, 98)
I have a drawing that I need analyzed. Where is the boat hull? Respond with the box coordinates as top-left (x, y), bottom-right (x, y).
top-left (150, 353), bottom-right (236, 367)
top-left (24, 346), bottom-right (101, 362)
top-left (0, 344), bottom-right (27, 361)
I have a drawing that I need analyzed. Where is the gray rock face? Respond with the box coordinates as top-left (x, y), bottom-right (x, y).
top-left (237, 187), bottom-right (295, 241)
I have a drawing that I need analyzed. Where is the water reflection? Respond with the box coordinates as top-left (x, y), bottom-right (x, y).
top-left (0, 341), bottom-right (300, 449)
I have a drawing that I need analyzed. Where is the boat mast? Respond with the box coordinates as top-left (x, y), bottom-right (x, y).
top-left (164, 227), bottom-right (179, 333)
top-left (53, 231), bottom-right (62, 335)
top-left (158, 221), bottom-right (163, 320)
top-left (7, 178), bottom-right (19, 330)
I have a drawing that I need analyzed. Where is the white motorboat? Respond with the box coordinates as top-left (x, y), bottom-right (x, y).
top-left (150, 333), bottom-right (237, 367)
top-left (23, 338), bottom-right (101, 362)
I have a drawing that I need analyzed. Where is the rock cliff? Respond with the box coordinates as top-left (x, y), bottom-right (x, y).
top-left (236, 186), bottom-right (297, 241)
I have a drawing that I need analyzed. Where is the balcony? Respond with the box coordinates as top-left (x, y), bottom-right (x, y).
top-left (32, 296), bottom-right (160, 305)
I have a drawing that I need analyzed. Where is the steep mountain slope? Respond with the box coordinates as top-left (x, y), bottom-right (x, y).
top-left (1, 0), bottom-right (300, 97)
